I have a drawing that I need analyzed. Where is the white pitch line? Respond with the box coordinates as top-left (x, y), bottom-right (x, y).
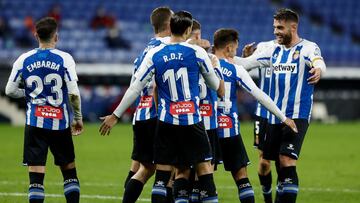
top-left (0, 181), bottom-right (359, 194)
top-left (0, 192), bottom-right (151, 202)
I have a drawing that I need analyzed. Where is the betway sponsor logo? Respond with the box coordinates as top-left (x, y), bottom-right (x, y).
top-left (273, 63), bottom-right (297, 74)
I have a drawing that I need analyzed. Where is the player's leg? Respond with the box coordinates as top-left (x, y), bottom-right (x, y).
top-left (123, 118), bottom-right (157, 202)
top-left (28, 166), bottom-right (46, 203)
top-left (24, 126), bottom-right (48, 203)
top-left (152, 164), bottom-right (173, 203)
top-left (188, 167), bottom-right (200, 203)
top-left (274, 159), bottom-right (281, 203)
top-left (196, 161), bottom-right (218, 203)
top-left (124, 160), bottom-right (140, 189)
top-left (231, 167), bottom-right (254, 203)
top-left (152, 121), bottom-right (175, 203)
top-left (173, 166), bottom-right (192, 203)
top-left (123, 162), bottom-right (155, 203)
top-left (124, 123), bottom-right (142, 189)
top-left (190, 129), bottom-right (218, 203)
top-left (220, 135), bottom-right (254, 203)
top-left (258, 152), bottom-right (272, 203)
top-left (50, 128), bottom-right (80, 203)
top-left (255, 117), bottom-right (273, 203)
top-left (277, 119), bottom-right (308, 203)
top-left (60, 162), bottom-right (80, 203)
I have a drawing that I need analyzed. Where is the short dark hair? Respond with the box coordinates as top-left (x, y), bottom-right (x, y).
top-left (213, 28), bottom-right (238, 49)
top-left (192, 19), bottom-right (201, 31)
top-left (170, 11), bottom-right (193, 36)
top-left (150, 7), bottom-right (172, 34)
top-left (35, 17), bottom-right (57, 42)
top-left (274, 8), bottom-right (299, 23)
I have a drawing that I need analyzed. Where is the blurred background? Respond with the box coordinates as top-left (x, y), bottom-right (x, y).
top-left (0, 0), bottom-right (359, 124)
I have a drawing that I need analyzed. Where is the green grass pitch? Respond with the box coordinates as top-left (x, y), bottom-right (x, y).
top-left (0, 122), bottom-right (359, 202)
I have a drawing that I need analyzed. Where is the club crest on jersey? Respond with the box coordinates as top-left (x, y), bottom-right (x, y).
top-left (273, 63), bottom-right (297, 74)
top-left (292, 50), bottom-right (300, 60)
top-left (35, 105), bottom-right (63, 119)
top-left (169, 101), bottom-right (195, 115)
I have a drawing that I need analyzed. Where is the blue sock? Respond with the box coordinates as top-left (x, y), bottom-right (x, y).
top-left (29, 172), bottom-right (45, 203)
top-left (279, 166), bottom-right (298, 203)
top-left (151, 170), bottom-right (172, 203)
top-left (198, 174), bottom-right (218, 203)
top-left (236, 178), bottom-right (254, 203)
top-left (173, 178), bottom-right (189, 203)
top-left (62, 168), bottom-right (80, 203)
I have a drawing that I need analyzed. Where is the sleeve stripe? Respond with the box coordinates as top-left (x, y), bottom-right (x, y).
top-left (65, 70), bottom-right (72, 81)
top-left (197, 58), bottom-right (209, 73)
top-left (303, 56), bottom-right (311, 62)
top-left (12, 70), bottom-right (21, 82)
top-left (257, 57), bottom-right (271, 61)
top-left (140, 65), bottom-right (155, 81)
top-left (239, 79), bottom-right (252, 92)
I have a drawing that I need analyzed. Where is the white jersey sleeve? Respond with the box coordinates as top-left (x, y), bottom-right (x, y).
top-left (5, 54), bottom-right (26, 98)
top-left (234, 64), bottom-right (287, 122)
top-left (113, 48), bottom-right (156, 118)
top-left (63, 53), bottom-right (78, 82)
top-left (194, 45), bottom-right (220, 90)
top-left (234, 44), bottom-right (273, 70)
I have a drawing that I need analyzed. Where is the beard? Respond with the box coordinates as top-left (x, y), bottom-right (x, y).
top-left (276, 32), bottom-right (292, 46)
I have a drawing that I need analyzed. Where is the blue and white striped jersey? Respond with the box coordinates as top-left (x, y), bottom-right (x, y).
top-left (217, 59), bottom-right (252, 138)
top-left (199, 72), bottom-right (219, 130)
top-left (134, 42), bottom-right (219, 125)
top-left (254, 40), bottom-right (276, 119)
top-left (132, 37), bottom-right (170, 123)
top-left (239, 39), bottom-right (325, 124)
top-left (8, 48), bottom-right (78, 130)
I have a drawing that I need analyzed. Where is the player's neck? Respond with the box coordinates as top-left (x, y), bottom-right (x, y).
top-left (170, 35), bottom-right (187, 43)
top-left (155, 31), bottom-right (170, 38)
top-left (214, 50), bottom-right (227, 60)
top-left (286, 34), bottom-right (301, 48)
top-left (39, 42), bottom-right (55, 49)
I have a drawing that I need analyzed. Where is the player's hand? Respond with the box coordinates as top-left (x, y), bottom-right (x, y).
top-left (241, 42), bottom-right (256, 57)
top-left (188, 39), bottom-right (211, 50)
top-left (199, 39), bottom-right (211, 50)
top-left (283, 118), bottom-right (298, 133)
top-left (71, 119), bottom-right (84, 136)
top-left (307, 68), bottom-right (321, 84)
top-left (99, 114), bottom-right (118, 136)
top-left (209, 54), bottom-right (220, 68)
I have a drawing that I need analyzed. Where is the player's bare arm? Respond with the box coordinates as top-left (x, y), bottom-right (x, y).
top-left (69, 94), bottom-right (84, 136)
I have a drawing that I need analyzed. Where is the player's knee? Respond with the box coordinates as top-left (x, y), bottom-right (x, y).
top-left (29, 166), bottom-right (46, 173)
top-left (60, 162), bottom-right (75, 170)
top-left (259, 159), bottom-right (271, 171)
top-left (232, 167), bottom-right (248, 181)
top-left (175, 166), bottom-right (191, 179)
top-left (196, 161), bottom-right (212, 176)
top-left (279, 155), bottom-right (296, 167)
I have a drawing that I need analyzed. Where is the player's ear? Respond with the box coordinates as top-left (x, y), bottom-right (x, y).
top-left (54, 32), bottom-right (58, 43)
top-left (34, 32), bottom-right (40, 42)
top-left (290, 22), bottom-right (297, 32)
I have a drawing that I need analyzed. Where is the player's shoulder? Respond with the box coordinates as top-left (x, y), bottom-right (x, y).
top-left (159, 36), bottom-right (171, 44)
top-left (180, 42), bottom-right (207, 57)
top-left (257, 40), bottom-right (276, 50)
top-left (50, 49), bottom-right (74, 60)
top-left (145, 43), bottom-right (167, 58)
top-left (15, 49), bottom-right (37, 64)
top-left (300, 39), bottom-right (320, 49)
